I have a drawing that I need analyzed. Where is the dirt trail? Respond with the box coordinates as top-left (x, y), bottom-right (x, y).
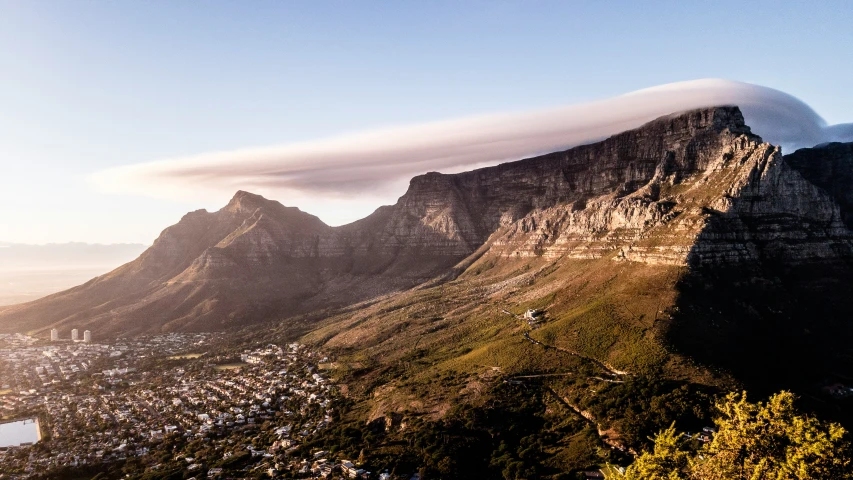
top-left (522, 331), bottom-right (629, 377)
top-left (543, 385), bottom-right (633, 455)
top-left (503, 306), bottom-right (629, 376)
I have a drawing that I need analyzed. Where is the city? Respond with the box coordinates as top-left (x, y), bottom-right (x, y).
top-left (0, 334), bottom-right (351, 479)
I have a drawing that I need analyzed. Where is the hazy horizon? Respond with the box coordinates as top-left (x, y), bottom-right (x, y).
top-left (0, 242), bottom-right (147, 306)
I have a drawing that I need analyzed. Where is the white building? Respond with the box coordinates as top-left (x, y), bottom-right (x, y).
top-left (71, 329), bottom-right (79, 342)
top-left (50, 329), bottom-right (59, 341)
top-left (83, 330), bottom-right (92, 343)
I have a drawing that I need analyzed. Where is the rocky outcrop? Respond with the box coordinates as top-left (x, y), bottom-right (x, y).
top-left (784, 142), bottom-right (853, 228)
top-left (3, 107), bottom-right (853, 334)
top-left (687, 143), bottom-right (853, 265)
top-left (480, 110), bottom-right (853, 267)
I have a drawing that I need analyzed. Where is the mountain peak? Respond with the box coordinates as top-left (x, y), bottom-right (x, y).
top-left (708, 105), bottom-right (750, 133)
top-left (230, 190), bottom-right (265, 202)
top-left (223, 190), bottom-right (277, 214)
top-left (682, 105), bottom-right (753, 136)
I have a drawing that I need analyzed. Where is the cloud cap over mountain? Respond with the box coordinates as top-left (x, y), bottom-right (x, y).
top-left (89, 79), bottom-right (853, 226)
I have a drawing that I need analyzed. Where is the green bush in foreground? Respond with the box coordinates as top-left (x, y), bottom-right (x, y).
top-left (618, 391), bottom-right (851, 479)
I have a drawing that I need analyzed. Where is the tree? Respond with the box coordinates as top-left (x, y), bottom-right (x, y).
top-left (618, 423), bottom-right (689, 480)
top-left (617, 391), bottom-right (851, 480)
top-left (690, 391), bottom-right (850, 479)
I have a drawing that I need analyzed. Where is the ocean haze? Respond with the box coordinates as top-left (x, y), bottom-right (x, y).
top-left (0, 242), bottom-right (146, 306)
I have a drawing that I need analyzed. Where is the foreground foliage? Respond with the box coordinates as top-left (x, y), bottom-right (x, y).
top-left (299, 375), bottom-right (720, 479)
top-left (619, 391), bottom-right (851, 479)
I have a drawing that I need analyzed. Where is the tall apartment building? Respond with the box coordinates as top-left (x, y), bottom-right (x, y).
top-left (83, 330), bottom-right (92, 343)
top-left (50, 329), bottom-right (59, 342)
top-left (71, 329), bottom-right (79, 342)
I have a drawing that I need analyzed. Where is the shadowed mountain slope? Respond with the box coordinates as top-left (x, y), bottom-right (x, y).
top-left (667, 140), bottom-right (853, 392)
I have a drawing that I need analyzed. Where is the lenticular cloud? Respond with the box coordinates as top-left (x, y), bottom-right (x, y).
top-left (89, 79), bottom-right (853, 226)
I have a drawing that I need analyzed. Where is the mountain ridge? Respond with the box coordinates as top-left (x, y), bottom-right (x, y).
top-left (2, 106), bottom-right (852, 338)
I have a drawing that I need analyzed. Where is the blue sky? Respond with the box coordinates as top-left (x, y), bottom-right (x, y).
top-left (1, 1), bottom-right (851, 244)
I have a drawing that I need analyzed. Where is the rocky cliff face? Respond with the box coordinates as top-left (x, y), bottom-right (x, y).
top-left (784, 142), bottom-right (853, 228)
top-left (477, 109), bottom-right (853, 267)
top-left (3, 107), bottom-right (852, 334)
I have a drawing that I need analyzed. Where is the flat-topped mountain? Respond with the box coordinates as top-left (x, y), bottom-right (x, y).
top-left (2, 106), bottom-right (853, 339)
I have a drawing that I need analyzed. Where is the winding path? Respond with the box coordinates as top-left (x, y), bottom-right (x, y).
top-left (542, 385), bottom-right (633, 454)
top-left (522, 331), bottom-right (629, 377)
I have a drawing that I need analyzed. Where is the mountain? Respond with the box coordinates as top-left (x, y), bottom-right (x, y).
top-left (292, 106), bottom-right (853, 399)
top-left (2, 107), bottom-right (853, 357)
top-left (0, 187), bottom-right (474, 335)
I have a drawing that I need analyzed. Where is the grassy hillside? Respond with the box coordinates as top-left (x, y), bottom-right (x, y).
top-left (302, 252), bottom-right (722, 384)
top-left (246, 252), bottom-right (732, 476)
top-left (247, 238), bottom-right (853, 478)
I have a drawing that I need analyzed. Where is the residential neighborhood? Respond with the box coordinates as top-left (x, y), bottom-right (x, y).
top-left (0, 332), bottom-right (219, 399)
top-left (0, 339), bottom-right (348, 478)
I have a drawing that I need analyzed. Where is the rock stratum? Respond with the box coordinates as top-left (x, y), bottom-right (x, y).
top-left (2, 106), bottom-right (853, 337)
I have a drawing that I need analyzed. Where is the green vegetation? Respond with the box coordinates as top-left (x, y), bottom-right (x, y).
top-left (256, 243), bottom-right (853, 478)
top-left (305, 382), bottom-right (619, 479)
top-left (276, 254), bottom-right (737, 477)
top-left (296, 373), bottom-right (721, 479)
top-left (618, 391), bottom-right (852, 479)
top-left (565, 376), bottom-right (716, 450)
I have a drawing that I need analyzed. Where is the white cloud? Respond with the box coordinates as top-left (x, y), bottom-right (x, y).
top-left (88, 79), bottom-right (852, 226)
